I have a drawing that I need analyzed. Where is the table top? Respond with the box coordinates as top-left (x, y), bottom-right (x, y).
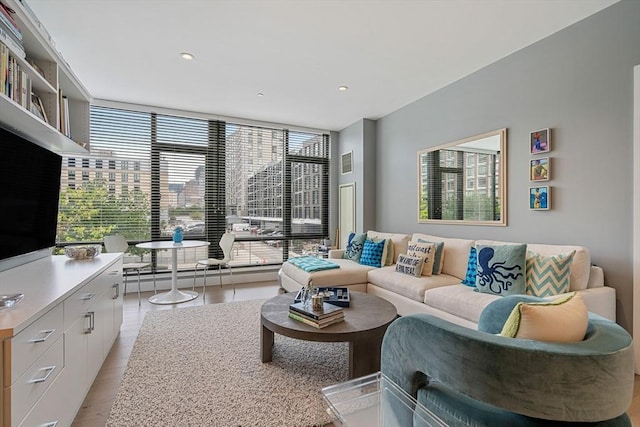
top-left (136, 240), bottom-right (211, 250)
top-left (261, 291), bottom-right (397, 342)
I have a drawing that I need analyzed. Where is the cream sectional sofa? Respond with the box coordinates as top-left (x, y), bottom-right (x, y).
top-left (278, 231), bottom-right (616, 329)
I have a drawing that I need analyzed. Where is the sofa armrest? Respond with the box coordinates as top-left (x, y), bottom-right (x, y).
top-left (587, 265), bottom-right (605, 288)
top-left (328, 249), bottom-right (344, 259)
top-left (381, 313), bottom-right (633, 422)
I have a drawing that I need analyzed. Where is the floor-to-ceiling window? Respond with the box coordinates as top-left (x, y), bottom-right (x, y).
top-left (56, 105), bottom-right (330, 272)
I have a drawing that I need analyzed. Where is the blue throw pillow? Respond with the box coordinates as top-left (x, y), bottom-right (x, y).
top-left (475, 244), bottom-right (527, 296)
top-left (359, 239), bottom-right (386, 267)
top-left (343, 232), bottom-right (367, 262)
top-left (417, 239), bottom-right (444, 274)
top-left (461, 246), bottom-right (477, 287)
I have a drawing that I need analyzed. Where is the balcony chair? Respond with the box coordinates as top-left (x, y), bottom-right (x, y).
top-left (103, 234), bottom-right (155, 306)
top-left (194, 232), bottom-right (236, 301)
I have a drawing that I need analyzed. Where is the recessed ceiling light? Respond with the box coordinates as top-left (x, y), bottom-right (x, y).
top-left (180, 52), bottom-right (194, 60)
top-left (338, 85), bottom-right (349, 92)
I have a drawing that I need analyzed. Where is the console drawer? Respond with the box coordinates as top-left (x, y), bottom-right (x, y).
top-left (17, 367), bottom-right (71, 427)
top-left (8, 336), bottom-right (64, 425)
top-left (63, 278), bottom-right (103, 330)
top-left (4, 304), bottom-right (63, 387)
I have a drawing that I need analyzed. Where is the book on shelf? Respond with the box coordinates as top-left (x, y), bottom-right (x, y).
top-left (1, 48), bottom-right (29, 107)
top-left (1, 43), bottom-right (7, 94)
top-left (0, 26), bottom-right (25, 59)
top-left (59, 89), bottom-right (72, 137)
top-left (62, 95), bottom-right (70, 137)
top-left (0, 3), bottom-right (19, 31)
top-left (288, 311), bottom-right (344, 329)
top-left (289, 301), bottom-right (344, 320)
top-left (0, 4), bottom-right (21, 42)
top-left (30, 93), bottom-right (48, 124)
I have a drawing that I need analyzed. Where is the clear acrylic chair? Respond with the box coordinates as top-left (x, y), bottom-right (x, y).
top-left (194, 232), bottom-right (235, 301)
top-left (103, 234), bottom-right (155, 305)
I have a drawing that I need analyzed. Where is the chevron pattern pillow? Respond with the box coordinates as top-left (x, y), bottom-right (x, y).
top-left (526, 250), bottom-right (576, 297)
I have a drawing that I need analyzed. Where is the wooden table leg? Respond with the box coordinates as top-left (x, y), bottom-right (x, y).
top-left (261, 323), bottom-right (274, 363)
top-left (349, 335), bottom-right (383, 379)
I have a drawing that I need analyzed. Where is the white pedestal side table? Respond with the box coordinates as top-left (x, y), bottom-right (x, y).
top-left (136, 240), bottom-right (210, 304)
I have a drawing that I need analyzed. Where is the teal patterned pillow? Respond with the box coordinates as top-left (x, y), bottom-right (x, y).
top-left (475, 244), bottom-right (526, 296)
top-left (343, 232), bottom-right (367, 262)
top-left (359, 239), bottom-right (386, 267)
top-left (461, 246), bottom-right (477, 287)
top-left (526, 250), bottom-right (575, 297)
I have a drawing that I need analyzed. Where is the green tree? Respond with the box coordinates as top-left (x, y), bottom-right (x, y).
top-left (57, 180), bottom-right (151, 255)
top-left (419, 194), bottom-right (429, 220)
top-left (463, 193), bottom-right (494, 221)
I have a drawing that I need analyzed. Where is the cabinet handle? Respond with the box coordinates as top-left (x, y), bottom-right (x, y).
top-left (81, 292), bottom-right (96, 301)
top-left (112, 283), bottom-right (120, 299)
top-left (84, 312), bottom-right (95, 334)
top-left (29, 365), bottom-right (56, 384)
top-left (29, 329), bottom-right (56, 343)
top-left (108, 270), bottom-right (119, 276)
top-left (41, 422), bottom-right (58, 427)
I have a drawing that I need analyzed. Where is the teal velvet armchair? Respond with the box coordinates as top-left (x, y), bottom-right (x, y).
top-left (380, 295), bottom-right (634, 426)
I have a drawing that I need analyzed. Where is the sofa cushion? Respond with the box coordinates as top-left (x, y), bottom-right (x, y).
top-left (477, 240), bottom-right (591, 291)
top-left (415, 239), bottom-right (444, 274)
top-left (526, 250), bottom-right (575, 297)
top-left (412, 234), bottom-right (475, 279)
top-left (360, 239), bottom-right (386, 267)
top-left (475, 244), bottom-right (526, 296)
top-left (500, 292), bottom-right (588, 342)
top-left (368, 266), bottom-right (459, 302)
top-left (367, 230), bottom-right (411, 264)
top-left (424, 285), bottom-right (500, 324)
top-left (395, 254), bottom-right (425, 278)
top-left (371, 237), bottom-right (394, 266)
top-left (343, 232), bottom-right (367, 262)
top-left (461, 246), bottom-right (477, 287)
top-left (406, 241), bottom-right (436, 276)
top-left (281, 258), bottom-right (373, 287)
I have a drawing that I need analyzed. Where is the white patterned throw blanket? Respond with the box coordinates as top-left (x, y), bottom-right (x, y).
top-left (288, 255), bottom-right (340, 272)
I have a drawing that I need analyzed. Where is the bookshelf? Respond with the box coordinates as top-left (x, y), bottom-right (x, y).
top-left (0, 0), bottom-right (90, 154)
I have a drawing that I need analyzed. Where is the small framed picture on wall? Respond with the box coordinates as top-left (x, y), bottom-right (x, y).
top-left (530, 157), bottom-right (550, 181)
top-left (530, 128), bottom-right (550, 154)
top-left (529, 186), bottom-right (550, 210)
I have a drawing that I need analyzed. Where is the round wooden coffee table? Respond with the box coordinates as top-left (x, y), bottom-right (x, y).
top-left (260, 291), bottom-right (397, 379)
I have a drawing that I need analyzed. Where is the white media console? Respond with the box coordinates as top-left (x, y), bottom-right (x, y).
top-left (0, 253), bottom-right (123, 426)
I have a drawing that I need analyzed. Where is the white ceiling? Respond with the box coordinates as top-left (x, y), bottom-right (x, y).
top-left (27, 0), bottom-right (617, 132)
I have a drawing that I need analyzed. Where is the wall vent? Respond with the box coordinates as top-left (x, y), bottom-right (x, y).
top-left (341, 151), bottom-right (353, 174)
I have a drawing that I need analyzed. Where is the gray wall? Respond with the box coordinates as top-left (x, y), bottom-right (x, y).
top-left (329, 130), bottom-right (340, 246)
top-left (338, 119), bottom-right (377, 234)
top-left (338, 0), bottom-right (640, 331)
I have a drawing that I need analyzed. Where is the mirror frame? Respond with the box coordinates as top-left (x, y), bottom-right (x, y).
top-left (417, 128), bottom-right (507, 226)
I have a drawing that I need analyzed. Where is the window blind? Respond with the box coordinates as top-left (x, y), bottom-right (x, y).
top-left (57, 105), bottom-right (330, 268)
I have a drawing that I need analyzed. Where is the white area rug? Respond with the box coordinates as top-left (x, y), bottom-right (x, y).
top-left (106, 299), bottom-right (348, 426)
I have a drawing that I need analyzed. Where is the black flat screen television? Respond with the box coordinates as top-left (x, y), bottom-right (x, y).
top-left (0, 126), bottom-right (62, 262)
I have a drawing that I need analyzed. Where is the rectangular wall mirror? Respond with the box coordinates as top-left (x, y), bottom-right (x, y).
top-left (417, 128), bottom-right (507, 226)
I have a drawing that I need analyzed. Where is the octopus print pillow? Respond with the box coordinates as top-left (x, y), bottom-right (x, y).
top-left (475, 244), bottom-right (527, 296)
top-left (343, 232), bottom-right (367, 262)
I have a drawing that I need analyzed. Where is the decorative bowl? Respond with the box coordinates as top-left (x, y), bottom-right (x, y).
top-left (64, 244), bottom-right (102, 260)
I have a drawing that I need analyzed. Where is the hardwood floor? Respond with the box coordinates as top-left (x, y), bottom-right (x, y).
top-left (71, 280), bottom-right (284, 427)
top-left (73, 282), bottom-right (640, 426)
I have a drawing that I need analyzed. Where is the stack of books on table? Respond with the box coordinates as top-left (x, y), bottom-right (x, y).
top-left (289, 301), bottom-right (344, 329)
